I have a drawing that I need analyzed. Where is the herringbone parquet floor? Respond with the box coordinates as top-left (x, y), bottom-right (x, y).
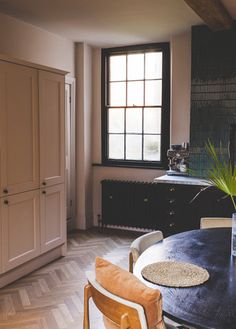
top-left (0, 228), bottom-right (141, 329)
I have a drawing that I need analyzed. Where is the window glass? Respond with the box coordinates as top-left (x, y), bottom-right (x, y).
top-left (127, 81), bottom-right (144, 106)
top-left (145, 80), bottom-right (162, 106)
top-left (127, 54), bottom-right (144, 80)
top-left (145, 52), bottom-right (163, 79)
top-left (126, 135), bottom-right (142, 160)
top-left (110, 55), bottom-right (126, 81)
top-left (144, 135), bottom-right (161, 161)
top-left (109, 134), bottom-right (124, 159)
top-left (144, 108), bottom-right (161, 134)
top-left (126, 108), bottom-right (142, 133)
top-left (109, 82), bottom-right (126, 106)
top-left (108, 108), bottom-right (124, 133)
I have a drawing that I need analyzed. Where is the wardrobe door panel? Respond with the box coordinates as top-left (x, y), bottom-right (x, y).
top-left (1, 190), bottom-right (40, 272)
top-left (39, 71), bottom-right (65, 187)
top-left (40, 184), bottom-right (66, 253)
top-left (0, 61), bottom-right (39, 196)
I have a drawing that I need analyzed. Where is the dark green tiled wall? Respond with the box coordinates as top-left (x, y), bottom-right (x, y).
top-left (190, 25), bottom-right (236, 177)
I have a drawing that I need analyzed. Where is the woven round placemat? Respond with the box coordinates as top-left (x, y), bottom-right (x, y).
top-left (141, 261), bottom-right (209, 287)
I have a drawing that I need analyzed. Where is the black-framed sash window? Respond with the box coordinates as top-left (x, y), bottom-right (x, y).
top-left (101, 43), bottom-right (170, 169)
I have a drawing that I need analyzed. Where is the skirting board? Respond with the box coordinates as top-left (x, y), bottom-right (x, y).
top-left (0, 243), bottom-right (66, 288)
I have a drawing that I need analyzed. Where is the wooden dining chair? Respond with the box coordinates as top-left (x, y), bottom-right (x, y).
top-left (129, 230), bottom-right (163, 272)
top-left (200, 217), bottom-right (232, 229)
top-left (84, 271), bottom-right (180, 329)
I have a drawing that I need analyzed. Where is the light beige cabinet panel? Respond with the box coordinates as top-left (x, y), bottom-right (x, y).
top-left (1, 190), bottom-right (40, 272)
top-left (0, 205), bottom-right (2, 274)
top-left (39, 71), bottom-right (65, 188)
top-left (40, 184), bottom-right (66, 253)
top-left (0, 61), bottom-right (39, 197)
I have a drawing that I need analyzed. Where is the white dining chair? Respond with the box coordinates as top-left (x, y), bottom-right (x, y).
top-left (200, 217), bottom-right (232, 229)
top-left (129, 230), bottom-right (163, 273)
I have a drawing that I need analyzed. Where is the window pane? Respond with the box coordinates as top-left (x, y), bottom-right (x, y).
top-left (110, 55), bottom-right (126, 81)
top-left (145, 80), bottom-right (162, 106)
top-left (126, 135), bottom-right (142, 160)
top-left (127, 54), bottom-right (144, 80)
top-left (126, 108), bottom-right (142, 133)
top-left (144, 108), bottom-right (161, 134)
top-left (108, 108), bottom-right (124, 133)
top-left (109, 134), bottom-right (124, 159)
top-left (127, 81), bottom-right (144, 106)
top-left (144, 135), bottom-right (160, 161)
top-left (109, 82), bottom-right (126, 106)
top-left (145, 52), bottom-right (163, 79)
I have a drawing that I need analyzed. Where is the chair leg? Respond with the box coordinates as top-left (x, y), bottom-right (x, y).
top-left (129, 252), bottom-right (133, 273)
top-left (121, 313), bottom-right (130, 329)
top-left (83, 284), bottom-right (92, 329)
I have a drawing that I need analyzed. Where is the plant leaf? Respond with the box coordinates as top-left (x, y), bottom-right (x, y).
top-left (205, 140), bottom-right (236, 210)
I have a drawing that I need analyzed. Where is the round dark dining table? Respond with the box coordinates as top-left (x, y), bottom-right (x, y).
top-left (133, 228), bottom-right (236, 329)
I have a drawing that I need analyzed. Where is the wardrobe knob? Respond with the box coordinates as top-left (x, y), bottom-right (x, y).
top-left (3, 189), bottom-right (8, 194)
top-left (42, 181), bottom-right (47, 186)
top-left (4, 200), bottom-right (8, 205)
top-left (42, 191), bottom-right (46, 194)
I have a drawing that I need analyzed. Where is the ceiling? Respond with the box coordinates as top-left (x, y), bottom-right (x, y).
top-left (0, 0), bottom-right (235, 47)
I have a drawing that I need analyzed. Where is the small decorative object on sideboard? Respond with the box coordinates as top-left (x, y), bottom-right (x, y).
top-left (206, 140), bottom-right (236, 256)
top-left (166, 142), bottom-right (189, 176)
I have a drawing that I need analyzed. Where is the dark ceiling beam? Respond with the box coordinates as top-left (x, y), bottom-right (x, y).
top-left (184, 0), bottom-right (233, 31)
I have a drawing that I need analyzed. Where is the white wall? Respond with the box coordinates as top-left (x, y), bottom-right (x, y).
top-left (75, 43), bottom-right (93, 229)
top-left (171, 32), bottom-right (191, 144)
top-left (0, 13), bottom-right (75, 75)
top-left (92, 32), bottom-right (191, 225)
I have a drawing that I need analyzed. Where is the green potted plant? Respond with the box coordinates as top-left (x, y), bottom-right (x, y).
top-left (205, 140), bottom-right (236, 211)
top-left (205, 140), bottom-right (236, 256)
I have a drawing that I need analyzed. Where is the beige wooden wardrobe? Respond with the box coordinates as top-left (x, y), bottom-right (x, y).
top-left (0, 55), bottom-right (67, 287)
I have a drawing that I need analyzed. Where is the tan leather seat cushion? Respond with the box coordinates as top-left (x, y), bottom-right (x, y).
top-left (95, 257), bottom-right (165, 329)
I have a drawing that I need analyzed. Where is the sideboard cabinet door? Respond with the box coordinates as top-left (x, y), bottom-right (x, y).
top-left (39, 71), bottom-right (65, 188)
top-left (1, 190), bottom-right (40, 272)
top-left (40, 184), bottom-right (66, 253)
top-left (0, 61), bottom-right (39, 197)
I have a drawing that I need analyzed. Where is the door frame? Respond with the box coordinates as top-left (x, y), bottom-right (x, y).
top-left (65, 76), bottom-right (76, 232)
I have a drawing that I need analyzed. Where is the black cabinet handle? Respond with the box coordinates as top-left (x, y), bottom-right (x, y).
top-left (4, 200), bottom-right (8, 205)
top-left (42, 191), bottom-right (46, 194)
top-left (3, 189), bottom-right (8, 194)
top-left (42, 181), bottom-right (47, 186)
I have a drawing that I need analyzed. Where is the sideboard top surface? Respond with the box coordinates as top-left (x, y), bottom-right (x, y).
top-left (154, 175), bottom-right (209, 186)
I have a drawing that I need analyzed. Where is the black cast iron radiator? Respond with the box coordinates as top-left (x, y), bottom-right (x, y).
top-left (101, 179), bottom-right (160, 230)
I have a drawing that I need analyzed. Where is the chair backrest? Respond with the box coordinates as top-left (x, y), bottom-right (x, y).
top-left (129, 230), bottom-right (163, 272)
top-left (84, 271), bottom-right (148, 329)
top-left (200, 217), bottom-right (232, 229)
